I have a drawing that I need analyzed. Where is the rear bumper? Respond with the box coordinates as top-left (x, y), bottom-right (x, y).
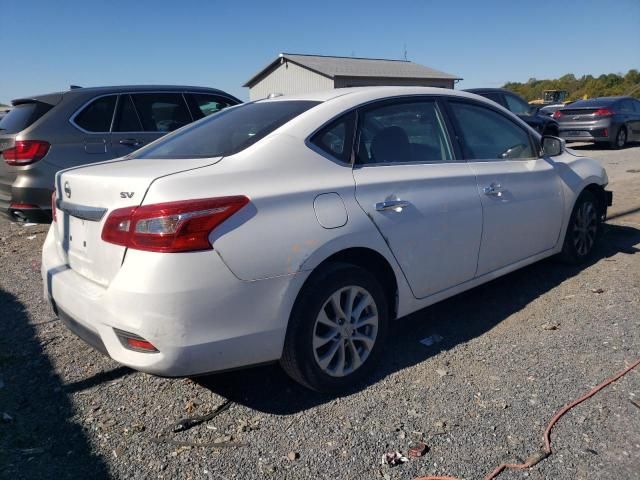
top-left (558, 120), bottom-right (613, 143)
top-left (41, 226), bottom-right (305, 376)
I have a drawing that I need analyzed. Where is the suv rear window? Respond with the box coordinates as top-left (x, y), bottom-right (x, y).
top-left (0, 102), bottom-right (53, 134)
top-left (134, 100), bottom-right (320, 159)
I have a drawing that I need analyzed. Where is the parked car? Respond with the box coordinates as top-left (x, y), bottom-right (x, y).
top-left (465, 88), bottom-right (559, 136)
top-left (42, 87), bottom-right (611, 393)
top-left (0, 85), bottom-right (241, 223)
top-left (553, 96), bottom-right (640, 148)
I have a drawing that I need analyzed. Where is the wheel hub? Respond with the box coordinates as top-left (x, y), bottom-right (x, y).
top-left (312, 285), bottom-right (379, 377)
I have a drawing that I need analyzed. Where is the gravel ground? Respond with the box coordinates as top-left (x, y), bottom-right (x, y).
top-left (1, 144), bottom-right (639, 480)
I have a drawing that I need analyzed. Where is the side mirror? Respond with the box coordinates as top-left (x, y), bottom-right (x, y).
top-left (541, 135), bottom-right (565, 157)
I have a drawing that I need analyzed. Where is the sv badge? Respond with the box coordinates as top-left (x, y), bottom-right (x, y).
top-left (120, 192), bottom-right (135, 199)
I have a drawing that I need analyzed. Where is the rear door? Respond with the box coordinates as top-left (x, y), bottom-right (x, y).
top-left (70, 94), bottom-right (117, 160)
top-left (352, 97), bottom-right (483, 299)
top-left (620, 99), bottom-right (640, 141)
top-left (447, 99), bottom-right (564, 276)
top-left (110, 92), bottom-right (192, 157)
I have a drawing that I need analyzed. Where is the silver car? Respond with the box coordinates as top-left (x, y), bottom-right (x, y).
top-left (0, 85), bottom-right (240, 222)
top-left (554, 96), bottom-right (640, 149)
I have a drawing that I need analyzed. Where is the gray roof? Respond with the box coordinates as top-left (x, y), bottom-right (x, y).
top-left (244, 53), bottom-right (462, 87)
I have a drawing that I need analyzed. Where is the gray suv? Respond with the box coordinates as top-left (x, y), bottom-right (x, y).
top-left (0, 85), bottom-right (240, 222)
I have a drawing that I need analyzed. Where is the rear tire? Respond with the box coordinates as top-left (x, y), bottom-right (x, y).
top-left (280, 262), bottom-right (389, 393)
top-left (610, 126), bottom-right (627, 150)
top-left (558, 190), bottom-right (601, 264)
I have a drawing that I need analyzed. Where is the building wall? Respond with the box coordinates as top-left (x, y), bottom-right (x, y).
top-left (333, 76), bottom-right (455, 89)
top-left (249, 61), bottom-right (333, 100)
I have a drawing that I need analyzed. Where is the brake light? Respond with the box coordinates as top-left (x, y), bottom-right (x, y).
top-left (594, 108), bottom-right (613, 117)
top-left (2, 140), bottom-right (50, 166)
top-left (552, 110), bottom-right (563, 119)
top-left (51, 191), bottom-right (57, 222)
top-left (101, 196), bottom-right (250, 253)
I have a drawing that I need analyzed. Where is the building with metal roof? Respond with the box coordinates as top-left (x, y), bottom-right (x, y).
top-left (244, 53), bottom-right (462, 100)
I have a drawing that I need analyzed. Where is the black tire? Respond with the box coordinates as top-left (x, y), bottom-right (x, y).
top-left (610, 126), bottom-right (627, 150)
top-left (280, 262), bottom-right (389, 393)
top-left (558, 190), bottom-right (601, 264)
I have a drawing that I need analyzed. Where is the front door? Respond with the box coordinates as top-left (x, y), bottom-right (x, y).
top-left (447, 99), bottom-right (564, 276)
top-left (353, 98), bottom-right (483, 299)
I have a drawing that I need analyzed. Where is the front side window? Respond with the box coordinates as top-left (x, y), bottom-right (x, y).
top-left (357, 100), bottom-right (453, 164)
top-left (504, 94), bottom-right (532, 115)
top-left (130, 93), bottom-right (192, 132)
top-left (133, 100), bottom-right (319, 159)
top-left (73, 95), bottom-right (116, 132)
top-left (310, 112), bottom-right (355, 163)
top-left (186, 94), bottom-right (236, 120)
top-left (450, 101), bottom-right (534, 160)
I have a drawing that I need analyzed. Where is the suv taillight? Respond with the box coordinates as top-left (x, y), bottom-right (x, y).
top-left (552, 110), bottom-right (563, 119)
top-left (101, 196), bottom-right (249, 253)
top-left (2, 140), bottom-right (50, 166)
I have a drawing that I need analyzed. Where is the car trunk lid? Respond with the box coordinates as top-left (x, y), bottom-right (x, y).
top-left (53, 157), bottom-right (222, 286)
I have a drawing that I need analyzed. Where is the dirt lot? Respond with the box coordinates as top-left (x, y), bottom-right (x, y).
top-left (1, 144), bottom-right (639, 480)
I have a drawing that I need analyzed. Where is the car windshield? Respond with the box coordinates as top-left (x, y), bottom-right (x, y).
top-left (133, 100), bottom-right (320, 159)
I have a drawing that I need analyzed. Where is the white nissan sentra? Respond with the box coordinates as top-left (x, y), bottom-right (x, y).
top-left (42, 87), bottom-right (611, 392)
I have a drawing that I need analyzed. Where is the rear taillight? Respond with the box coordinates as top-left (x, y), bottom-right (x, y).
top-left (552, 110), bottom-right (563, 119)
top-left (101, 196), bottom-right (249, 253)
top-left (51, 191), bottom-right (57, 222)
top-left (2, 140), bottom-right (50, 166)
top-left (594, 108), bottom-right (613, 117)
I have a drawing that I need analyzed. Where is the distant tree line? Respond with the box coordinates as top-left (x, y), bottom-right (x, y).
top-left (503, 70), bottom-right (640, 102)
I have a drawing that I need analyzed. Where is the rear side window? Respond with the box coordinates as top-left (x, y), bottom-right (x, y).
top-left (450, 101), bottom-right (534, 160)
top-left (73, 95), bottom-right (116, 132)
top-left (113, 95), bottom-right (143, 132)
top-left (0, 103), bottom-right (53, 134)
top-left (186, 93), bottom-right (236, 120)
top-left (133, 101), bottom-right (319, 159)
top-left (310, 112), bottom-right (355, 163)
top-left (357, 100), bottom-right (453, 164)
top-left (131, 93), bottom-right (191, 132)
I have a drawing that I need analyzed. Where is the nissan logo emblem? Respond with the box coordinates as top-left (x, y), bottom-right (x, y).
top-left (64, 181), bottom-right (71, 199)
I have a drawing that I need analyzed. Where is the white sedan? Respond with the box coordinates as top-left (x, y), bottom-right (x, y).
top-left (42, 87), bottom-right (611, 392)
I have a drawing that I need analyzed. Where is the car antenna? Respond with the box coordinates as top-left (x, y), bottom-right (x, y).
top-left (69, 85), bottom-right (83, 89)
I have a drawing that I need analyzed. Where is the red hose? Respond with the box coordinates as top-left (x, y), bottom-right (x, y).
top-left (415, 357), bottom-right (640, 480)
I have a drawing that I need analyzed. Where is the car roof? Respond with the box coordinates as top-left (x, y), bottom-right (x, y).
top-left (12, 85), bottom-right (239, 105)
top-left (567, 96), bottom-right (632, 108)
top-left (257, 86), bottom-right (490, 104)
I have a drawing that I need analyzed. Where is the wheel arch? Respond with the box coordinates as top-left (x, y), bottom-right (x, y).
top-left (298, 247), bottom-right (400, 321)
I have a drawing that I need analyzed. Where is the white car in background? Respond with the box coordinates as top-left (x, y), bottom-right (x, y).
top-left (42, 87), bottom-right (612, 392)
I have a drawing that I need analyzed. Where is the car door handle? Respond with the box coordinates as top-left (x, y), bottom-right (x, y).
top-left (375, 200), bottom-right (411, 212)
top-left (119, 138), bottom-right (143, 147)
top-left (483, 183), bottom-right (504, 196)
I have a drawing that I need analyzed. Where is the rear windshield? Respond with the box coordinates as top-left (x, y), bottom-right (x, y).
top-left (0, 102), bottom-right (53, 134)
top-left (133, 100), bottom-right (320, 159)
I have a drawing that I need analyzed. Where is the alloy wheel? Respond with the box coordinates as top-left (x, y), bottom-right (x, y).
top-left (312, 286), bottom-right (378, 377)
top-left (617, 129), bottom-right (626, 148)
top-left (572, 201), bottom-right (597, 257)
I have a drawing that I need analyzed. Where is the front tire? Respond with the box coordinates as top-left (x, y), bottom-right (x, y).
top-left (280, 263), bottom-right (389, 393)
top-left (559, 190), bottom-right (601, 264)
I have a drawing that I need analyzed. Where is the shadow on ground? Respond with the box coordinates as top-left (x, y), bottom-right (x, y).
top-left (568, 142), bottom-right (639, 151)
top-left (197, 223), bottom-right (640, 414)
top-left (0, 290), bottom-right (110, 480)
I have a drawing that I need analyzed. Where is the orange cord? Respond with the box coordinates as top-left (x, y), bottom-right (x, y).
top-left (415, 356), bottom-right (640, 480)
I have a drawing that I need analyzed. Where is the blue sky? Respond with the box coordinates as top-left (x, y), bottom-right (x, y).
top-left (1, 0), bottom-right (639, 104)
